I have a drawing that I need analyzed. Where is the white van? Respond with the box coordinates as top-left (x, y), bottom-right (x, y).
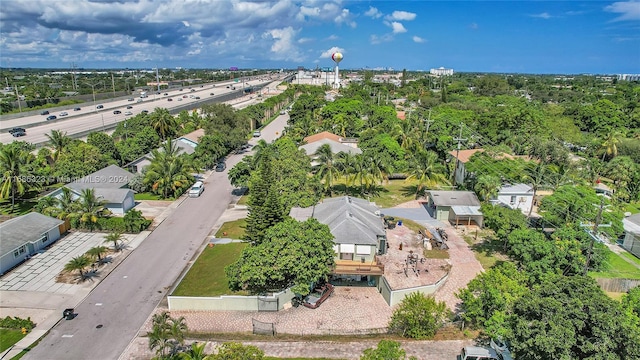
top-left (459, 346), bottom-right (500, 360)
top-left (189, 181), bottom-right (204, 197)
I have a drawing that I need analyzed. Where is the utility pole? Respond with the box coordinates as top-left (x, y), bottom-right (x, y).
top-left (111, 73), bottom-right (116, 98)
top-left (423, 109), bottom-right (434, 148)
top-left (14, 84), bottom-right (22, 113)
top-left (452, 123), bottom-right (467, 188)
top-left (582, 198), bottom-right (611, 275)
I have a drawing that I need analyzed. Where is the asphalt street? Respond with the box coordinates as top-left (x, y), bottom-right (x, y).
top-left (22, 105), bottom-right (290, 360)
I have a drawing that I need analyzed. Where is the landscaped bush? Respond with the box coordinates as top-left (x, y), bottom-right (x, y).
top-left (71, 211), bottom-right (150, 233)
top-left (95, 217), bottom-right (127, 232)
top-left (0, 316), bottom-right (35, 330)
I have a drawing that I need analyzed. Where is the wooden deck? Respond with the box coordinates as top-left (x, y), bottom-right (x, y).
top-left (332, 259), bottom-right (384, 275)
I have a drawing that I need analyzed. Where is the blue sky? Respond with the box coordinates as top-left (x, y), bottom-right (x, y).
top-left (1, 0), bottom-right (639, 74)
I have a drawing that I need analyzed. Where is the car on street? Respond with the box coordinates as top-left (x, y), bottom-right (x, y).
top-left (124, 111), bottom-right (133, 116)
top-left (215, 162), bottom-right (226, 172)
top-left (126, 105), bottom-right (133, 109)
top-left (195, 96), bottom-right (200, 99)
top-left (163, 93), bottom-right (168, 96)
top-left (302, 283), bottom-right (334, 309)
top-left (141, 110), bottom-right (149, 114)
top-left (210, 93), bottom-right (215, 96)
top-left (41, 110), bottom-right (50, 115)
top-left (167, 98), bottom-right (173, 101)
top-left (252, 130), bottom-right (261, 137)
top-left (177, 98), bottom-right (183, 101)
top-left (46, 115), bottom-right (57, 121)
top-left (137, 99), bottom-right (143, 103)
top-left (280, 110), bottom-right (286, 115)
top-left (97, 104), bottom-right (104, 109)
top-left (128, 98), bottom-right (134, 101)
top-left (183, 95), bottom-right (188, 98)
top-left (188, 181), bottom-right (204, 197)
top-left (74, 107), bottom-right (81, 111)
top-left (59, 112), bottom-right (68, 117)
top-left (113, 110), bottom-right (122, 114)
top-left (458, 346), bottom-right (501, 360)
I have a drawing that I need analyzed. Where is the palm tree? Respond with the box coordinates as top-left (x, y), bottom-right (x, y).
top-left (144, 141), bottom-right (193, 199)
top-left (86, 246), bottom-right (109, 264)
top-left (405, 150), bottom-right (450, 198)
top-left (474, 175), bottom-right (501, 202)
top-left (179, 342), bottom-right (210, 360)
top-left (600, 130), bottom-right (623, 161)
top-left (104, 232), bottom-right (123, 252)
top-left (169, 315), bottom-right (188, 353)
top-left (313, 144), bottom-right (340, 196)
top-left (76, 188), bottom-right (107, 230)
top-left (148, 312), bottom-right (172, 359)
top-left (64, 255), bottom-right (92, 280)
top-left (56, 187), bottom-right (79, 220)
top-left (149, 108), bottom-right (177, 140)
top-left (350, 155), bottom-right (375, 195)
top-left (34, 196), bottom-right (59, 217)
top-left (45, 130), bottom-right (71, 163)
top-left (336, 152), bottom-right (355, 195)
top-left (0, 146), bottom-right (32, 212)
top-left (522, 162), bottom-right (551, 217)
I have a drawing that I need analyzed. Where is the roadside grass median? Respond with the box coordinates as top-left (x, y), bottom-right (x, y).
top-left (0, 328), bottom-right (27, 353)
top-left (214, 219), bottom-right (247, 239)
top-left (172, 242), bottom-right (248, 297)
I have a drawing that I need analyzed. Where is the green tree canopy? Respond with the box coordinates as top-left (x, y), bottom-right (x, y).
top-left (388, 292), bottom-right (449, 339)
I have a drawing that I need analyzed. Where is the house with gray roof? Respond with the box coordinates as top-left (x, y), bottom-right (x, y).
top-left (126, 132), bottom-right (201, 174)
top-left (622, 213), bottom-right (640, 258)
top-left (0, 212), bottom-right (65, 275)
top-left (47, 165), bottom-right (135, 215)
top-left (426, 190), bottom-right (483, 227)
top-left (289, 196), bottom-right (386, 281)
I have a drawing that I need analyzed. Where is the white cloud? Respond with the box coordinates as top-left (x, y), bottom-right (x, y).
top-left (365, 6), bottom-right (383, 19)
top-left (298, 37), bottom-right (313, 44)
top-left (605, 1), bottom-right (640, 21)
top-left (320, 46), bottom-right (345, 58)
top-left (412, 36), bottom-right (426, 43)
top-left (182, 21), bottom-right (190, 27)
top-left (263, 26), bottom-right (304, 62)
top-left (530, 12), bottom-right (552, 19)
top-left (385, 10), bottom-right (416, 21)
top-left (469, 22), bottom-right (479, 30)
top-left (335, 8), bottom-right (356, 28)
top-left (326, 34), bottom-right (338, 41)
top-left (388, 21), bottom-right (407, 34)
top-left (370, 33), bottom-right (394, 45)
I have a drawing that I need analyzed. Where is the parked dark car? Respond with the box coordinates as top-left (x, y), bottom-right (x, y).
top-left (126, 105), bottom-right (133, 109)
top-left (41, 110), bottom-right (49, 115)
top-left (46, 115), bottom-right (57, 121)
top-left (74, 107), bottom-right (81, 111)
top-left (215, 162), bottom-right (226, 172)
top-left (302, 283), bottom-right (334, 309)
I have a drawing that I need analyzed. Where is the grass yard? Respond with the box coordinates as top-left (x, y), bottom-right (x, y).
top-left (172, 243), bottom-right (248, 297)
top-left (134, 192), bottom-right (163, 201)
top-left (215, 218), bottom-right (247, 239)
top-left (0, 328), bottom-right (26, 353)
top-left (370, 179), bottom-right (422, 208)
top-left (462, 230), bottom-right (509, 270)
top-left (619, 251), bottom-right (640, 267)
top-left (0, 199), bottom-right (37, 216)
top-left (623, 202), bottom-right (640, 214)
top-left (236, 195), bottom-right (249, 206)
top-left (590, 249), bottom-right (640, 280)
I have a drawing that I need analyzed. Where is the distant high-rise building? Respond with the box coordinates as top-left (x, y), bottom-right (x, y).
top-left (430, 67), bottom-right (454, 76)
top-left (618, 74), bottom-right (640, 81)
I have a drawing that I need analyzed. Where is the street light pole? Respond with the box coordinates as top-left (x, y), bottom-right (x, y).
top-left (84, 81), bottom-right (103, 113)
top-left (14, 84), bottom-right (22, 113)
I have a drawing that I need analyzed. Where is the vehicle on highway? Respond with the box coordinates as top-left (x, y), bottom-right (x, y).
top-left (59, 112), bottom-right (68, 117)
top-left (302, 283), bottom-right (334, 309)
top-left (128, 98), bottom-right (134, 101)
top-left (195, 96), bottom-right (200, 99)
top-left (124, 111), bottom-right (133, 116)
top-left (41, 110), bottom-right (50, 115)
top-left (190, 89), bottom-right (196, 92)
top-left (46, 115), bottom-right (57, 121)
top-left (210, 93), bottom-right (215, 96)
top-left (253, 130), bottom-right (261, 137)
top-left (183, 95), bottom-right (188, 98)
top-left (97, 104), bottom-right (104, 109)
top-left (215, 162), bottom-right (226, 172)
top-left (177, 98), bottom-right (183, 101)
top-left (188, 181), bottom-right (204, 197)
top-left (11, 129), bottom-right (26, 137)
top-left (9, 127), bottom-right (26, 134)
top-left (167, 98), bottom-right (173, 101)
top-left (113, 110), bottom-right (122, 114)
top-left (137, 99), bottom-right (143, 103)
top-left (74, 107), bottom-right (81, 111)
top-left (126, 105), bottom-right (133, 109)
top-left (163, 93), bottom-right (168, 95)
top-left (141, 110), bottom-right (149, 114)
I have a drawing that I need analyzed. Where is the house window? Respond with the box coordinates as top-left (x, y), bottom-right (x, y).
top-left (13, 245), bottom-right (26, 258)
top-left (41, 235), bottom-right (49, 244)
top-left (340, 252), bottom-right (354, 260)
top-left (510, 195), bottom-right (516, 205)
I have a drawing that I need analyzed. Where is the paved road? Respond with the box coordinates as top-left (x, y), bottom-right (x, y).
top-left (23, 105), bottom-right (291, 360)
top-left (0, 76), bottom-right (285, 145)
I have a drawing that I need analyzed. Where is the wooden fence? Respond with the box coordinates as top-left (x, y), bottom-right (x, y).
top-left (596, 278), bottom-right (640, 293)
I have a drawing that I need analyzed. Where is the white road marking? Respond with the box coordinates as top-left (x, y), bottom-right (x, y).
top-left (62, 335), bottom-right (73, 338)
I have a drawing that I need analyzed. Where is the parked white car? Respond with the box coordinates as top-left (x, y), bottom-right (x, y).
top-left (189, 181), bottom-right (204, 197)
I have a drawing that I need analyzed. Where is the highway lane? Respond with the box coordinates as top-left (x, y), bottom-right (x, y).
top-left (0, 75), bottom-right (284, 144)
top-left (22, 111), bottom-right (290, 360)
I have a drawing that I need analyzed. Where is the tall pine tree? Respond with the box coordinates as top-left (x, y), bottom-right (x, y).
top-left (243, 147), bottom-right (284, 244)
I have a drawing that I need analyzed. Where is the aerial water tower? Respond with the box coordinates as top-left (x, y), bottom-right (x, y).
top-left (331, 52), bottom-right (343, 89)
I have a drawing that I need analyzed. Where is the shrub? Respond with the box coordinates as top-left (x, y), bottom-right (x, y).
top-left (95, 217), bottom-right (127, 233)
top-left (123, 209), bottom-right (151, 233)
top-left (0, 316), bottom-right (36, 330)
top-left (388, 292), bottom-right (449, 339)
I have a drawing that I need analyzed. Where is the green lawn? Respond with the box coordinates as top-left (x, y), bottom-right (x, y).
top-left (590, 249), bottom-right (640, 280)
top-left (463, 231), bottom-right (509, 270)
top-left (0, 200), bottom-right (37, 216)
top-left (172, 243), bottom-right (248, 297)
top-left (215, 219), bottom-right (247, 239)
top-left (620, 251), bottom-right (640, 267)
top-left (134, 192), bottom-right (163, 200)
top-left (0, 328), bottom-right (26, 353)
top-left (236, 195), bottom-right (249, 206)
top-left (623, 202), bottom-right (640, 214)
top-left (369, 179), bottom-right (422, 208)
